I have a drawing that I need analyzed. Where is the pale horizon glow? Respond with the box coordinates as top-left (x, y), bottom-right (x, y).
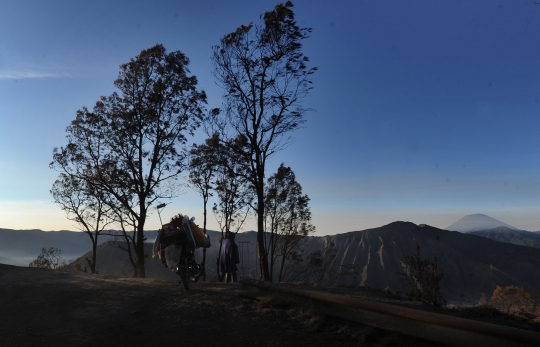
top-left (2, 197), bottom-right (539, 235)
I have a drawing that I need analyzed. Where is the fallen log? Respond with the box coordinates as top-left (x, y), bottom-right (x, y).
top-left (240, 279), bottom-right (540, 347)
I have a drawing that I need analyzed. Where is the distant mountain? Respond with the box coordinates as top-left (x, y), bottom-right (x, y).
top-left (302, 222), bottom-right (540, 303)
top-left (445, 214), bottom-right (519, 233)
top-left (66, 222), bottom-right (540, 305)
top-left (469, 226), bottom-right (540, 248)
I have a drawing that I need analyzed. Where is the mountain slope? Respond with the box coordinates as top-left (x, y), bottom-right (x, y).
top-left (469, 226), bottom-right (540, 248)
top-left (445, 214), bottom-right (518, 233)
top-left (299, 222), bottom-right (540, 303)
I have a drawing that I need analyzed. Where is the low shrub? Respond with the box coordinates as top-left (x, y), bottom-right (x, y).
top-left (480, 285), bottom-right (539, 321)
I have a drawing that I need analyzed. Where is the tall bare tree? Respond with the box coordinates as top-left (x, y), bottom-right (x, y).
top-left (50, 173), bottom-right (114, 274)
top-left (51, 44), bottom-right (207, 277)
top-left (210, 1), bottom-right (316, 280)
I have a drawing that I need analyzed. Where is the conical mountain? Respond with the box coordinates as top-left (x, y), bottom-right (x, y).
top-left (445, 214), bottom-right (519, 233)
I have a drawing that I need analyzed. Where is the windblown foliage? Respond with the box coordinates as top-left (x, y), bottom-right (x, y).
top-left (51, 44), bottom-right (206, 277)
top-left (210, 1), bottom-right (316, 280)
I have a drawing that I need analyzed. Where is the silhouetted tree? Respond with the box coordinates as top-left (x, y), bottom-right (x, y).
top-left (212, 145), bottom-right (253, 236)
top-left (51, 44), bottom-right (207, 277)
top-left (108, 204), bottom-right (139, 276)
top-left (265, 163), bottom-right (315, 282)
top-left (399, 245), bottom-right (447, 307)
top-left (211, 138), bottom-right (254, 281)
top-left (188, 134), bottom-right (220, 281)
top-left (50, 173), bottom-right (114, 274)
top-left (210, 1), bottom-right (316, 280)
top-left (29, 247), bottom-right (66, 269)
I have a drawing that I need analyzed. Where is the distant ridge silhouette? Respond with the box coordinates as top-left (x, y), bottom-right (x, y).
top-left (469, 226), bottom-right (540, 248)
top-left (445, 213), bottom-right (519, 233)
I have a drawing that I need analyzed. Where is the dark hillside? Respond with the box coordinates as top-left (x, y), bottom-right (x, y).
top-left (469, 227), bottom-right (540, 248)
top-left (302, 222), bottom-right (540, 303)
top-left (5, 223), bottom-right (540, 305)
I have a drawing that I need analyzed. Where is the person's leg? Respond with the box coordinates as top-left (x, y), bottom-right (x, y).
top-left (232, 271), bottom-right (237, 283)
top-left (226, 273), bottom-right (231, 283)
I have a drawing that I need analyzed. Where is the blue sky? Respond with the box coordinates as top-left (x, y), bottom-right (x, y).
top-left (1, 0), bottom-right (539, 234)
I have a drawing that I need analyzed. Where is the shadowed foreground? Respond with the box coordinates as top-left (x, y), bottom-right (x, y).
top-left (0, 264), bottom-right (443, 347)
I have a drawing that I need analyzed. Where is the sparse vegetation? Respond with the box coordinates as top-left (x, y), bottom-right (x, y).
top-left (70, 258), bottom-right (88, 273)
top-left (29, 247), bottom-right (66, 269)
top-left (399, 245), bottom-right (447, 307)
top-left (287, 241), bottom-right (338, 283)
top-left (491, 285), bottom-right (538, 319)
top-left (476, 285), bottom-right (539, 323)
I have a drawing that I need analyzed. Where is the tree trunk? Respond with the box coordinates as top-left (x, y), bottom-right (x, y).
top-left (278, 243), bottom-right (288, 282)
top-left (268, 220), bottom-right (277, 282)
top-left (85, 234), bottom-right (98, 274)
top-left (216, 237), bottom-right (224, 282)
top-left (257, 184), bottom-right (270, 281)
top-left (202, 198), bottom-right (207, 281)
top-left (135, 213), bottom-right (146, 278)
top-left (90, 239), bottom-right (97, 274)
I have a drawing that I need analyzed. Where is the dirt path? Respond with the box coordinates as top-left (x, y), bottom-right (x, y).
top-left (0, 264), bottom-right (444, 347)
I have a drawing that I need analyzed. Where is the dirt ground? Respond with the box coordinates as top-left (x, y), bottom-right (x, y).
top-left (0, 264), bottom-right (466, 346)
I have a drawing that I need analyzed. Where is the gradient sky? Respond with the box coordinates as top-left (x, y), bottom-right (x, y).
top-left (1, 0), bottom-right (540, 235)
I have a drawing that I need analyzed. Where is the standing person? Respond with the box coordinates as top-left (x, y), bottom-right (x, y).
top-left (220, 231), bottom-right (240, 283)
